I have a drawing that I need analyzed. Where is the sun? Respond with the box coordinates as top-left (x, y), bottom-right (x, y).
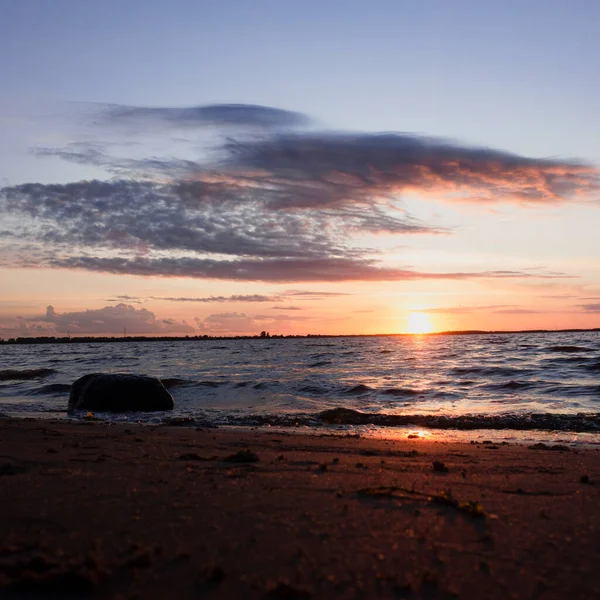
top-left (406, 312), bottom-right (434, 334)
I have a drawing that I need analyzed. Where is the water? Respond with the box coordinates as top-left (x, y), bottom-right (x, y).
top-left (1, 331), bottom-right (600, 437)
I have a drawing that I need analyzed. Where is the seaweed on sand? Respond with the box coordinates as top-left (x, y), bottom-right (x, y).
top-left (357, 485), bottom-right (485, 518)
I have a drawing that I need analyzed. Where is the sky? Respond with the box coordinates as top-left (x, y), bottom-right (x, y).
top-left (1, 0), bottom-right (599, 337)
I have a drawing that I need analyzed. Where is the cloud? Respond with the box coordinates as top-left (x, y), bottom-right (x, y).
top-left (151, 294), bottom-right (277, 303)
top-left (96, 103), bottom-right (310, 130)
top-left (0, 319), bottom-right (55, 339)
top-left (201, 312), bottom-right (257, 333)
top-left (2, 102), bottom-right (597, 287)
top-left (34, 143), bottom-right (199, 178)
top-left (0, 179), bottom-right (356, 260)
top-left (283, 290), bottom-right (354, 297)
top-left (195, 309), bottom-right (310, 334)
top-left (271, 306), bottom-right (303, 310)
top-left (577, 303), bottom-right (600, 313)
top-left (33, 255), bottom-right (573, 283)
top-left (105, 294), bottom-right (146, 304)
top-left (418, 304), bottom-right (518, 314)
top-left (222, 132), bottom-right (599, 208)
top-left (34, 304), bottom-right (194, 334)
top-left (253, 314), bottom-right (311, 321)
top-left (36, 131), bottom-right (599, 210)
top-left (540, 294), bottom-right (579, 299)
top-left (2, 177), bottom-right (443, 280)
top-left (492, 308), bottom-right (545, 314)
top-left (418, 304), bottom-right (554, 315)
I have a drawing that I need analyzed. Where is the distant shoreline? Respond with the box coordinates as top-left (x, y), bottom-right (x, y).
top-left (1, 327), bottom-right (599, 345)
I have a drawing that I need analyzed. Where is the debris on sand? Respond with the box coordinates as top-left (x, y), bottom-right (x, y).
top-left (358, 486), bottom-right (485, 518)
top-left (0, 547), bottom-right (107, 594)
top-left (178, 453), bottom-right (209, 461)
top-left (432, 460), bottom-right (449, 473)
top-left (223, 449), bottom-right (259, 463)
top-left (266, 580), bottom-right (311, 598)
top-left (528, 443), bottom-right (570, 452)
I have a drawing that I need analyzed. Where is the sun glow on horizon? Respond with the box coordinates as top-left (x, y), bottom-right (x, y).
top-left (406, 311), bottom-right (434, 334)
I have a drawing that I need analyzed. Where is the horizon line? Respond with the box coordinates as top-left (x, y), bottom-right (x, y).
top-left (2, 327), bottom-right (599, 345)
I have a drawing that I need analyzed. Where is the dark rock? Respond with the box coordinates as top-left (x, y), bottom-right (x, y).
top-left (318, 407), bottom-right (368, 424)
top-left (68, 373), bottom-right (174, 413)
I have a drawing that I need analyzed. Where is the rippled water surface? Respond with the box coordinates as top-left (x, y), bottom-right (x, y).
top-left (1, 331), bottom-right (600, 433)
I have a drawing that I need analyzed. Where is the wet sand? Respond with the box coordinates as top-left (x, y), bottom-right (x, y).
top-left (1, 418), bottom-right (599, 599)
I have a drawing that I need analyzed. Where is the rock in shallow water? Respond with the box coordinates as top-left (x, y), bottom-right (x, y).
top-left (318, 407), bottom-right (367, 424)
top-left (68, 374), bottom-right (174, 413)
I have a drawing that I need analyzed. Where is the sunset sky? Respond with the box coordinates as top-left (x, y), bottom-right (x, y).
top-left (1, 0), bottom-right (599, 337)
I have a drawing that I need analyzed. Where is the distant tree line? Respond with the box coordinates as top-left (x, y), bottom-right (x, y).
top-left (0, 328), bottom-right (598, 345)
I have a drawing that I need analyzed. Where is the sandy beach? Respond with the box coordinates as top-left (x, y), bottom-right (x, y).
top-left (1, 418), bottom-right (599, 599)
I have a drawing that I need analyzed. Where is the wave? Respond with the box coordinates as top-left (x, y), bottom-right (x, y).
top-left (315, 408), bottom-right (600, 432)
top-left (547, 345), bottom-right (595, 353)
top-left (0, 368), bottom-right (57, 381)
top-left (26, 383), bottom-right (72, 396)
top-left (161, 378), bottom-right (226, 389)
top-left (543, 384), bottom-right (600, 397)
top-left (343, 384), bottom-right (374, 395)
top-left (164, 408), bottom-right (600, 433)
top-left (252, 382), bottom-right (270, 389)
top-left (381, 387), bottom-right (425, 397)
top-left (298, 385), bottom-right (328, 395)
top-left (482, 380), bottom-right (537, 391)
top-left (3, 332), bottom-right (600, 428)
top-left (451, 366), bottom-right (531, 377)
top-left (544, 355), bottom-right (593, 365)
top-left (160, 377), bottom-right (192, 389)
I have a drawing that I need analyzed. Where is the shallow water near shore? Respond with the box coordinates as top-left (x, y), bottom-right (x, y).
top-left (1, 331), bottom-right (600, 439)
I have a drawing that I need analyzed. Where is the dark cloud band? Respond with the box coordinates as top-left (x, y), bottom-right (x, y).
top-left (40, 255), bottom-right (572, 283)
top-left (97, 102), bottom-right (310, 130)
top-left (222, 132), bottom-right (599, 207)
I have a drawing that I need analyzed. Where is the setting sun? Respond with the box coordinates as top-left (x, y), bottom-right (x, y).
top-left (406, 312), bottom-right (434, 334)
